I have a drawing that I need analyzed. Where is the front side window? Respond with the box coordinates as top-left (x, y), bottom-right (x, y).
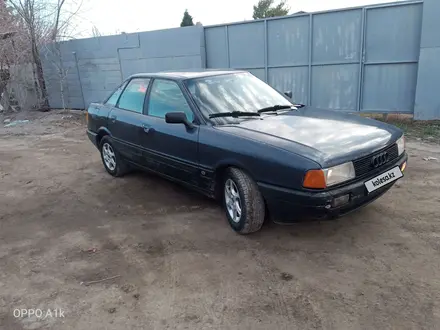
top-left (105, 81), bottom-right (127, 106)
top-left (117, 78), bottom-right (150, 113)
top-left (185, 72), bottom-right (292, 124)
top-left (147, 79), bottom-right (194, 122)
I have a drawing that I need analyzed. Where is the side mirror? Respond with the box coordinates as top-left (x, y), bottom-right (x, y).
top-left (165, 112), bottom-right (195, 129)
top-left (284, 91), bottom-right (293, 99)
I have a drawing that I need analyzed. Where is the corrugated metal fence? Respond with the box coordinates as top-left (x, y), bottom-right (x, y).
top-left (205, 0), bottom-right (423, 113)
top-left (42, 0), bottom-right (435, 117)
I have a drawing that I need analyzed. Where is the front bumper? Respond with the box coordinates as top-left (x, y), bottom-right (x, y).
top-left (259, 153), bottom-right (408, 223)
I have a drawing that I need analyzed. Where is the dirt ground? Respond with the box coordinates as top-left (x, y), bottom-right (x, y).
top-left (1, 111), bottom-right (440, 330)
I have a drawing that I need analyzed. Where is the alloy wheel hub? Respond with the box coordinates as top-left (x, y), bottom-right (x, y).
top-left (224, 179), bottom-right (242, 223)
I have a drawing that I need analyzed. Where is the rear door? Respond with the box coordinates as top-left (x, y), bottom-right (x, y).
top-left (141, 78), bottom-right (200, 186)
top-left (107, 77), bottom-right (150, 165)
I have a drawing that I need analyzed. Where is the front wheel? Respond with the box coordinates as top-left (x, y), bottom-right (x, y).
top-left (223, 168), bottom-right (265, 234)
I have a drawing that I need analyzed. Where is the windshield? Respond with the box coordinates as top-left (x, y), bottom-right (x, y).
top-left (184, 72), bottom-right (292, 124)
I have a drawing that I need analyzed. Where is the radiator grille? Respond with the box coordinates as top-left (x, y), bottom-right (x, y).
top-left (353, 144), bottom-right (399, 177)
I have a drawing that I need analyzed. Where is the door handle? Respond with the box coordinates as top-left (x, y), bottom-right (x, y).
top-left (142, 123), bottom-right (153, 133)
top-left (110, 115), bottom-right (117, 123)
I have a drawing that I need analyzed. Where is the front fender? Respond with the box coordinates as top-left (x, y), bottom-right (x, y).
top-left (198, 126), bottom-right (320, 190)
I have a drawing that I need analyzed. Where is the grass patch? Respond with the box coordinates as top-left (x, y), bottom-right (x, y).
top-left (373, 116), bottom-right (440, 143)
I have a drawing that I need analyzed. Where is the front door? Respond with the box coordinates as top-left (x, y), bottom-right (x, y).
top-left (141, 79), bottom-right (200, 186)
top-left (107, 77), bottom-right (150, 166)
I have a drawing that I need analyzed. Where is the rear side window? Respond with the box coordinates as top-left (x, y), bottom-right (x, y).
top-left (117, 78), bottom-right (150, 113)
top-left (105, 81), bottom-right (127, 106)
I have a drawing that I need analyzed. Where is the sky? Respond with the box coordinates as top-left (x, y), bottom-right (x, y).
top-left (74, 0), bottom-right (399, 37)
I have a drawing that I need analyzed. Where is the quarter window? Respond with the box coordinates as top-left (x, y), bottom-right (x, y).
top-left (117, 78), bottom-right (150, 113)
top-left (105, 81), bottom-right (127, 106)
top-left (147, 79), bottom-right (194, 121)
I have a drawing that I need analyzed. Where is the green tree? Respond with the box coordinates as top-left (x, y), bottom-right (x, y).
top-left (180, 9), bottom-right (194, 27)
top-left (253, 0), bottom-right (290, 19)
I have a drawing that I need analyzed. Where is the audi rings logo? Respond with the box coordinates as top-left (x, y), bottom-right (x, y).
top-left (371, 152), bottom-right (389, 168)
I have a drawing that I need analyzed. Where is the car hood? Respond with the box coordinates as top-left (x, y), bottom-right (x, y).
top-left (215, 107), bottom-right (402, 167)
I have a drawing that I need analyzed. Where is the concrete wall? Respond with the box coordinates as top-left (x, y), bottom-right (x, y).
top-left (7, 63), bottom-right (40, 111)
top-left (41, 25), bottom-right (205, 109)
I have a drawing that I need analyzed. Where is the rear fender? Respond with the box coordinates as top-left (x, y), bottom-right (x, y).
top-left (96, 127), bottom-right (112, 147)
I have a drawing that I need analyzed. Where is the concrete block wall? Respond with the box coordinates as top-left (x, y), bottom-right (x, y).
top-left (119, 26), bottom-right (206, 79)
top-left (41, 43), bottom-right (84, 109)
top-left (41, 25), bottom-right (206, 109)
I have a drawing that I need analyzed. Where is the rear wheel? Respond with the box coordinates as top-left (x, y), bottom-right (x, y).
top-left (223, 168), bottom-right (265, 234)
top-left (100, 136), bottom-right (129, 177)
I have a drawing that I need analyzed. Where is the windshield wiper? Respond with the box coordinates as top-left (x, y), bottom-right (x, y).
top-left (209, 111), bottom-right (261, 119)
top-left (257, 105), bottom-right (293, 113)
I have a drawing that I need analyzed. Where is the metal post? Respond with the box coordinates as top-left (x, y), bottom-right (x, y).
top-left (357, 8), bottom-right (367, 112)
top-left (307, 14), bottom-right (313, 106)
top-left (225, 25), bottom-right (230, 68)
top-left (264, 19), bottom-right (268, 82)
top-left (72, 51), bottom-right (85, 109)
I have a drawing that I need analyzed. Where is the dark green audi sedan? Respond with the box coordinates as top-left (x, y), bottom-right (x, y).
top-left (86, 70), bottom-right (407, 234)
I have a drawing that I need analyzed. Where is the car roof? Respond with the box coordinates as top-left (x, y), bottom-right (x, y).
top-left (129, 69), bottom-right (246, 80)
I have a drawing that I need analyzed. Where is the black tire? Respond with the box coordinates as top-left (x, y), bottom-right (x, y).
top-left (99, 136), bottom-right (129, 177)
top-left (222, 167), bottom-right (265, 234)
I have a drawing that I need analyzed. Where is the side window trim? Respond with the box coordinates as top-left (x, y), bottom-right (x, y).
top-left (143, 77), bottom-right (155, 115)
top-left (179, 80), bottom-right (204, 125)
top-left (140, 77), bottom-right (152, 114)
top-left (115, 77), bottom-right (151, 114)
top-left (177, 80), bottom-right (200, 124)
top-left (114, 78), bottom-right (131, 108)
top-left (145, 78), bottom-right (198, 123)
top-left (104, 80), bottom-right (128, 106)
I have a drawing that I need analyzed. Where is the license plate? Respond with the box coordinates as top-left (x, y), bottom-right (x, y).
top-left (364, 166), bottom-right (403, 193)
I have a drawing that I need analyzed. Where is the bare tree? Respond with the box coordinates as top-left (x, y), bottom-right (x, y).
top-left (6, 0), bottom-right (82, 110)
top-left (0, 31), bottom-right (15, 112)
top-left (0, 0), bottom-right (32, 112)
top-left (0, 2), bottom-right (14, 105)
top-left (7, 0), bottom-right (52, 110)
top-left (92, 25), bottom-right (101, 38)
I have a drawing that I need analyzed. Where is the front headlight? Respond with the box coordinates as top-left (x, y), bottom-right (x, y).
top-left (303, 162), bottom-right (355, 189)
top-left (324, 162), bottom-right (356, 186)
top-left (396, 135), bottom-right (405, 156)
